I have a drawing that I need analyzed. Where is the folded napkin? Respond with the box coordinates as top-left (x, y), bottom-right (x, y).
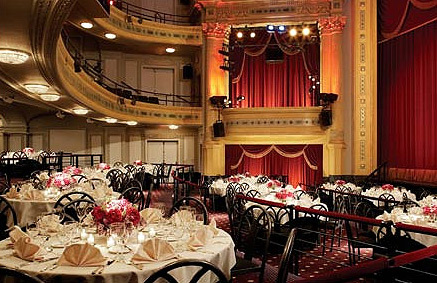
top-left (5, 187), bottom-right (20, 199)
top-left (9, 226), bottom-right (28, 243)
top-left (22, 189), bottom-right (44, 200)
top-left (38, 214), bottom-right (62, 233)
top-left (171, 210), bottom-right (194, 226)
top-left (207, 218), bottom-right (220, 236)
top-left (140, 208), bottom-right (163, 224)
top-left (131, 238), bottom-right (176, 263)
top-left (57, 243), bottom-right (106, 267)
top-left (381, 211), bottom-right (392, 221)
top-left (187, 227), bottom-right (214, 248)
top-left (14, 236), bottom-right (44, 261)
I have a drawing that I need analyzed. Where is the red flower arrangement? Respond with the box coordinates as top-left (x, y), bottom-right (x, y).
top-left (335, 180), bottom-right (346, 186)
top-left (422, 205), bottom-right (437, 216)
top-left (134, 160), bottom-right (142, 166)
top-left (267, 180), bottom-right (282, 189)
top-left (47, 172), bottom-right (77, 190)
top-left (229, 176), bottom-right (241, 183)
top-left (22, 147), bottom-right (35, 154)
top-left (244, 172), bottom-right (251, 177)
top-left (92, 199), bottom-right (140, 229)
top-left (63, 165), bottom-right (83, 175)
top-left (275, 189), bottom-right (294, 200)
top-left (382, 184), bottom-right (394, 191)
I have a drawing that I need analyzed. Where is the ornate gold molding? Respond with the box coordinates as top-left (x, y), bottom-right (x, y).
top-left (318, 16), bottom-right (347, 35)
top-left (202, 23), bottom-right (229, 38)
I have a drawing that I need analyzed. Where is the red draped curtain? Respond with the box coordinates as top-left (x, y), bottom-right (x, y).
top-left (230, 29), bottom-right (320, 108)
top-left (225, 144), bottom-right (323, 186)
top-left (378, 19), bottom-right (437, 170)
top-left (378, 0), bottom-right (437, 41)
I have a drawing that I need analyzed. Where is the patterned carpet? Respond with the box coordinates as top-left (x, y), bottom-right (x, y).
top-left (152, 187), bottom-right (372, 282)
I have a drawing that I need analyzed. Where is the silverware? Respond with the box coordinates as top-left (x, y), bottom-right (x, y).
top-left (19, 257), bottom-right (58, 268)
top-left (40, 262), bottom-right (58, 272)
top-left (92, 260), bottom-right (115, 275)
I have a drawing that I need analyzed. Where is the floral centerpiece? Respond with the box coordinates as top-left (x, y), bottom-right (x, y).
top-left (63, 165), bottom-right (83, 175)
top-left (92, 199), bottom-right (140, 235)
top-left (22, 147), bottom-right (35, 155)
top-left (422, 205), bottom-right (437, 222)
top-left (381, 184), bottom-right (394, 191)
top-left (229, 176), bottom-right (241, 183)
top-left (134, 160), bottom-right (142, 166)
top-left (275, 189), bottom-right (294, 202)
top-left (335, 180), bottom-right (346, 186)
top-left (47, 172), bottom-right (77, 190)
top-left (267, 179), bottom-right (282, 189)
top-left (98, 163), bottom-right (110, 170)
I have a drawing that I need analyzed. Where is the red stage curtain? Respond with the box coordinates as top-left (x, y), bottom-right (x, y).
top-left (225, 144), bottom-right (323, 186)
top-left (378, 0), bottom-right (437, 41)
top-left (378, 20), bottom-right (437, 170)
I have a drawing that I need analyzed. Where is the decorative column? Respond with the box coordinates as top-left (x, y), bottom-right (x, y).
top-left (351, 0), bottom-right (377, 174)
top-left (201, 22), bottom-right (228, 175)
top-left (319, 16), bottom-right (347, 176)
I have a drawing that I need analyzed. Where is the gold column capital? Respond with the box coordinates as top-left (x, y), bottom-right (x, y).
top-left (202, 22), bottom-right (229, 38)
top-left (318, 16), bottom-right (347, 35)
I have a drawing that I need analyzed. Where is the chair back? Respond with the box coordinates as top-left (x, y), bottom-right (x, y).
top-left (276, 228), bottom-right (298, 283)
top-left (257, 175), bottom-right (269, 184)
top-left (0, 196), bottom-right (17, 240)
top-left (119, 187), bottom-right (146, 210)
top-left (143, 259), bottom-right (228, 283)
top-left (170, 197), bottom-right (208, 224)
top-left (0, 267), bottom-right (44, 283)
top-left (54, 192), bottom-right (95, 210)
top-left (60, 198), bottom-right (96, 223)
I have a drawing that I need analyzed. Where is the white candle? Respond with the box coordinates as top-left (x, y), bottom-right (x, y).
top-left (137, 232), bottom-right (145, 244)
top-left (87, 234), bottom-right (95, 245)
top-left (80, 229), bottom-right (88, 240)
top-left (149, 228), bottom-right (156, 238)
top-left (107, 235), bottom-right (115, 247)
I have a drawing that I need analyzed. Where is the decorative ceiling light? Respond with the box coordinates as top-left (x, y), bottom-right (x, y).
top-left (0, 49), bottom-right (30, 64)
top-left (250, 32), bottom-right (256, 38)
top-left (302, 27), bottom-right (311, 36)
top-left (236, 31), bottom-right (243, 38)
top-left (106, 118), bottom-right (118, 123)
top-left (277, 25), bottom-right (286, 33)
top-left (80, 22), bottom-right (93, 29)
top-left (266, 25), bottom-right (275, 33)
top-left (168, 125), bottom-right (179, 130)
top-left (126, 121), bottom-right (138, 126)
top-left (289, 28), bottom-right (297, 37)
top-left (24, 84), bottom-right (49, 93)
top-left (165, 47), bottom-right (175, 53)
top-left (104, 33), bottom-right (117, 39)
top-left (40, 93), bottom-right (60, 101)
top-left (73, 108), bottom-right (89, 115)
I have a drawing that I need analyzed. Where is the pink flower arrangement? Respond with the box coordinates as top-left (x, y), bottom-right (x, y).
top-left (275, 189), bottom-right (294, 200)
top-left (22, 147), bottom-right (35, 154)
top-left (47, 172), bottom-right (77, 189)
top-left (92, 199), bottom-right (140, 227)
top-left (98, 163), bottom-right (110, 170)
top-left (244, 172), bottom-right (251, 177)
top-left (382, 184), bottom-right (394, 191)
top-left (335, 180), bottom-right (346, 186)
top-left (267, 179), bottom-right (282, 189)
top-left (422, 205), bottom-right (437, 215)
top-left (63, 165), bottom-right (83, 175)
top-left (134, 160), bottom-right (142, 166)
top-left (229, 176), bottom-right (241, 183)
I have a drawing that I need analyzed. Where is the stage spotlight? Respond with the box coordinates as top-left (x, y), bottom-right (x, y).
top-left (118, 97), bottom-right (125, 105)
top-left (126, 15), bottom-right (132, 23)
top-left (289, 28), bottom-right (297, 37)
top-left (131, 97), bottom-right (137, 105)
top-left (236, 31), bottom-right (243, 38)
top-left (277, 25), bottom-right (286, 33)
top-left (302, 27), bottom-right (310, 36)
top-left (250, 32), bottom-right (256, 38)
top-left (236, 95), bottom-right (245, 102)
top-left (138, 18), bottom-right (143, 24)
top-left (266, 25), bottom-right (275, 33)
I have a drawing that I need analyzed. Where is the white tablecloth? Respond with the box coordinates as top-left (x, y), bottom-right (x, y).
top-left (0, 228), bottom-right (235, 283)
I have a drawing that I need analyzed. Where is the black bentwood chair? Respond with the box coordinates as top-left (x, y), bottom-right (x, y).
top-left (0, 195), bottom-right (17, 240)
top-left (170, 196), bottom-right (209, 224)
top-left (0, 267), bottom-right (44, 283)
top-left (143, 259), bottom-right (228, 283)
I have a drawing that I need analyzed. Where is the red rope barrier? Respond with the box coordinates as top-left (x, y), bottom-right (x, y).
top-left (391, 245), bottom-right (437, 267)
top-left (395, 222), bottom-right (437, 236)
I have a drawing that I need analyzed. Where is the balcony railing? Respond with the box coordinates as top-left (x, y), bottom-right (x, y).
top-left (112, 0), bottom-right (201, 26)
top-left (61, 30), bottom-right (201, 107)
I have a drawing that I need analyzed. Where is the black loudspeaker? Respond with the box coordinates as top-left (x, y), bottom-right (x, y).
top-left (213, 121), bottom-right (225, 137)
top-left (182, 65), bottom-right (193, 79)
top-left (320, 109), bottom-right (332, 127)
top-left (265, 47), bottom-right (284, 63)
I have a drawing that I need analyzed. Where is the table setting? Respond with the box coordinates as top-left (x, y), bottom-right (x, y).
top-left (361, 184), bottom-right (416, 204)
top-left (0, 200), bottom-right (235, 283)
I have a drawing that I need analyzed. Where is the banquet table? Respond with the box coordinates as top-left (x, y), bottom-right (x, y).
top-left (361, 186), bottom-right (416, 206)
top-left (375, 208), bottom-right (437, 247)
top-left (0, 225), bottom-right (236, 283)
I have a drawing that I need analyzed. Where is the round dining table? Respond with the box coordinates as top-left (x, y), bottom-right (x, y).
top-left (0, 224), bottom-right (236, 283)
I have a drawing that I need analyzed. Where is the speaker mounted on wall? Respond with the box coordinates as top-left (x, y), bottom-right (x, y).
top-left (320, 108), bottom-right (332, 127)
top-left (213, 120), bottom-right (225, 137)
top-left (182, 65), bottom-right (193, 79)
